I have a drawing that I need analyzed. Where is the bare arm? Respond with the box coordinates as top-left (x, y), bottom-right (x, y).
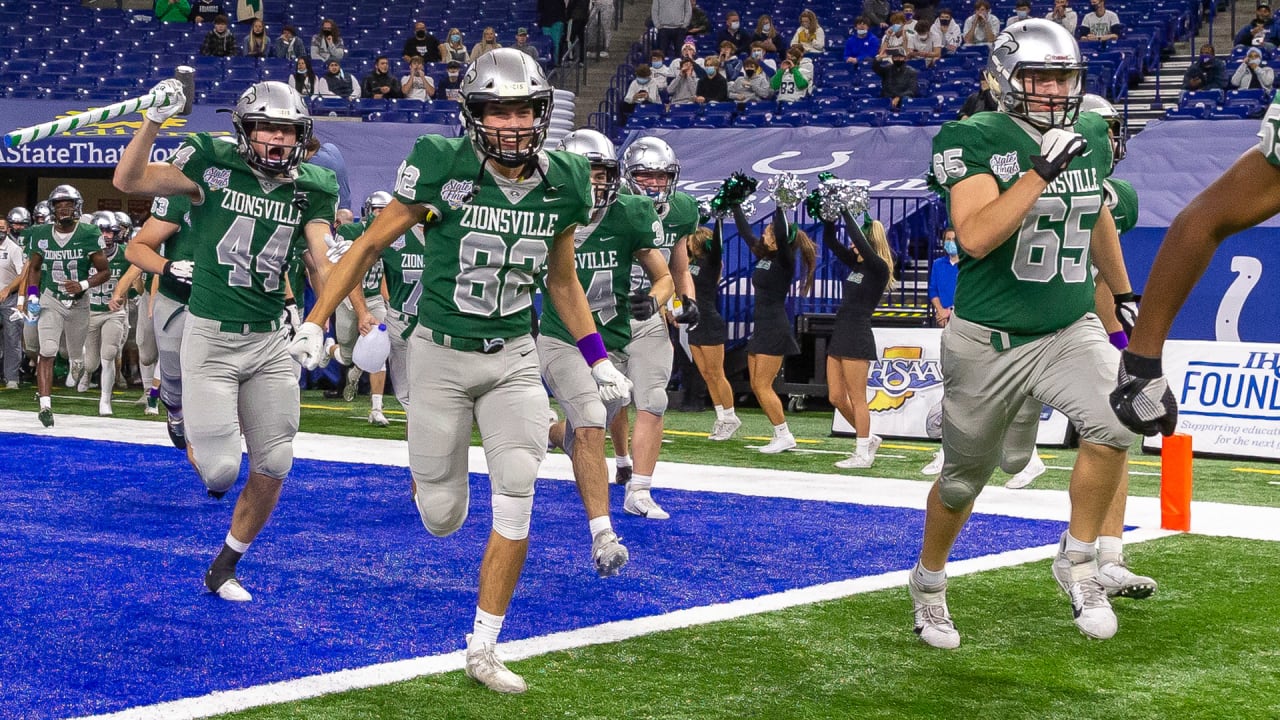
top-left (112, 119), bottom-right (200, 199)
top-left (124, 216), bottom-right (180, 274)
top-left (302, 220), bottom-right (335, 298)
top-left (636, 248), bottom-right (674, 308)
top-left (948, 171), bottom-right (1048, 258)
top-left (85, 251), bottom-right (110, 289)
top-left (109, 264), bottom-right (146, 311)
top-left (544, 224), bottom-right (599, 342)
top-left (668, 234), bottom-right (695, 299)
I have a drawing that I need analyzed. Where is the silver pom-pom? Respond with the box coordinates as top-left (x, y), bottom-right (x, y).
top-left (739, 200), bottom-right (756, 219)
top-left (767, 172), bottom-right (809, 210)
top-left (814, 176), bottom-right (871, 222)
top-left (698, 198), bottom-right (713, 221)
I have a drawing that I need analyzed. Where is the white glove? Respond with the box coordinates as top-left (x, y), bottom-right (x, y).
top-left (590, 358), bottom-right (633, 404)
top-left (325, 234), bottom-right (352, 264)
top-left (145, 78), bottom-right (186, 124)
top-left (1031, 127), bottom-right (1088, 182)
top-left (163, 259), bottom-right (194, 285)
top-left (287, 321), bottom-right (326, 370)
top-left (8, 304), bottom-right (29, 323)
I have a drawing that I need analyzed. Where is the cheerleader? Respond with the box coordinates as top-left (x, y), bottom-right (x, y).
top-left (687, 220), bottom-right (739, 440)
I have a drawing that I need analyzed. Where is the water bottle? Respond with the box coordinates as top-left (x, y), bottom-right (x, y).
top-left (25, 294), bottom-right (40, 326)
top-left (352, 323), bottom-right (391, 373)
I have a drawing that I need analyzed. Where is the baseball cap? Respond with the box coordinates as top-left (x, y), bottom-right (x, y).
top-left (517, 26), bottom-right (528, 35)
top-left (1260, 0), bottom-right (1271, 8)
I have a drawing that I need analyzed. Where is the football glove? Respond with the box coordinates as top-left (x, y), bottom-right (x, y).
top-left (281, 298), bottom-right (302, 340)
top-left (674, 295), bottom-right (699, 326)
top-left (629, 289), bottom-right (658, 321)
top-left (1110, 350), bottom-right (1178, 436)
top-left (287, 321), bottom-right (327, 370)
top-left (1031, 128), bottom-right (1087, 183)
top-left (145, 78), bottom-right (186, 124)
top-left (591, 358), bottom-right (633, 404)
top-left (1113, 292), bottom-right (1140, 337)
top-left (325, 234), bottom-right (352, 264)
top-left (163, 259), bottom-right (194, 285)
top-left (8, 303), bottom-right (30, 323)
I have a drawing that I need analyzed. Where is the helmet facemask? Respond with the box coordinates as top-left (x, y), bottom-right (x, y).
top-left (463, 99), bottom-right (553, 168)
top-left (992, 65), bottom-right (1085, 130)
top-left (458, 48), bottom-right (556, 169)
top-left (987, 19), bottom-right (1087, 131)
top-left (48, 185), bottom-right (83, 229)
top-left (231, 81), bottom-right (313, 176)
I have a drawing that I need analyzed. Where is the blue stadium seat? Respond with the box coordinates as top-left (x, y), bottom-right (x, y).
top-left (1164, 105), bottom-right (1211, 120)
top-left (390, 98), bottom-right (426, 112)
top-left (1208, 106), bottom-right (1253, 119)
top-left (849, 109), bottom-right (888, 126)
top-left (312, 97), bottom-right (354, 116)
top-left (811, 110), bottom-right (847, 127)
top-left (354, 97), bottom-right (389, 115)
top-left (1180, 89), bottom-right (1223, 108)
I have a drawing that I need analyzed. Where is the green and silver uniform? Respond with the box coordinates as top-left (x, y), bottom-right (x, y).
top-left (625, 189), bottom-right (699, 417)
top-left (334, 219), bottom-right (388, 365)
top-left (168, 132), bottom-right (338, 492)
top-left (149, 193), bottom-right (194, 414)
top-left (25, 221), bottom-right (103, 360)
top-left (83, 245), bottom-right (130, 392)
top-left (926, 111), bottom-right (1135, 505)
top-left (538, 193), bottom-right (663, 454)
top-left (1256, 89), bottom-right (1280, 166)
top-left (1102, 178), bottom-right (1138, 235)
top-left (392, 134), bottom-right (591, 523)
top-left (380, 223), bottom-right (426, 409)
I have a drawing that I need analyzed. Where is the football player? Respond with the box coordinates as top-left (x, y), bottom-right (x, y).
top-left (543, 128), bottom-right (673, 577)
top-left (0, 209), bottom-right (26, 388)
top-left (32, 201), bottom-right (51, 226)
top-left (911, 19), bottom-right (1140, 648)
top-left (14, 185), bottom-right (110, 427)
top-left (79, 212), bottom-right (134, 415)
top-left (377, 209), bottom-right (425, 412)
top-left (287, 48), bottom-right (631, 694)
top-left (606, 136), bottom-right (700, 520)
top-left (114, 79), bottom-right (339, 602)
top-left (332, 191), bottom-right (390, 425)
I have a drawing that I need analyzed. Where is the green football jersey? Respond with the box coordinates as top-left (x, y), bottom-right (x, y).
top-left (381, 223), bottom-right (427, 317)
top-left (629, 190), bottom-right (699, 293)
top-left (337, 220), bottom-right (385, 297)
top-left (1257, 89), bottom-right (1280, 166)
top-left (150, 193), bottom-right (195, 305)
top-left (1102, 178), bottom-right (1138, 235)
top-left (392, 135), bottom-right (592, 339)
top-left (26, 222), bottom-right (105, 302)
top-left (928, 111), bottom-right (1113, 336)
top-left (169, 133), bottom-right (338, 324)
top-left (541, 193), bottom-right (664, 351)
top-left (89, 246), bottom-right (131, 312)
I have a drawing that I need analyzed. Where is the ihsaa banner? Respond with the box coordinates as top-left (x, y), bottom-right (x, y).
top-left (830, 328), bottom-right (1072, 444)
top-left (1143, 340), bottom-right (1280, 460)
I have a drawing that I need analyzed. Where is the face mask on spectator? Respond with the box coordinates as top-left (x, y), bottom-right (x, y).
top-left (745, 68), bottom-right (756, 76)
top-left (451, 33), bottom-right (461, 42)
top-left (763, 23), bottom-right (772, 31)
top-left (905, 11), bottom-right (915, 19)
top-left (416, 30), bottom-right (426, 38)
top-left (857, 28), bottom-right (868, 36)
top-left (707, 63), bottom-right (719, 73)
top-left (1249, 56), bottom-right (1262, 66)
top-left (752, 50), bottom-right (764, 58)
top-left (730, 21), bottom-right (740, 30)
top-left (1016, 9), bottom-right (1029, 17)
top-left (651, 60), bottom-right (663, 68)
top-left (638, 77), bottom-right (651, 85)
top-left (1200, 54), bottom-right (1214, 64)
top-left (940, 18), bottom-right (952, 25)
top-left (890, 23), bottom-right (902, 32)
top-left (944, 240), bottom-right (958, 255)
top-left (448, 71), bottom-right (459, 80)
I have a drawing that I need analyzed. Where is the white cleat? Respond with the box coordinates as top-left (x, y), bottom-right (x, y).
top-left (465, 638), bottom-right (527, 694)
top-left (1005, 453), bottom-right (1046, 489)
top-left (591, 528), bottom-right (629, 577)
top-left (98, 397), bottom-right (113, 416)
top-left (209, 577), bottom-right (253, 602)
top-left (922, 448), bottom-right (944, 475)
top-left (1051, 537), bottom-right (1117, 640)
top-left (909, 573), bottom-right (961, 649)
top-left (342, 365), bottom-right (360, 402)
top-left (624, 488), bottom-right (670, 519)
top-left (69, 360), bottom-right (85, 389)
top-left (834, 452), bottom-right (874, 469)
top-left (758, 432), bottom-right (796, 454)
top-left (76, 375), bottom-right (90, 393)
top-left (708, 415), bottom-right (742, 441)
top-left (1098, 558), bottom-right (1158, 599)
top-left (369, 409), bottom-right (389, 427)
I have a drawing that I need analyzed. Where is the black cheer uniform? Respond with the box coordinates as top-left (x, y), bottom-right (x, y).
top-left (823, 213), bottom-right (889, 361)
top-left (736, 208), bottom-right (800, 357)
top-left (688, 219), bottom-right (727, 346)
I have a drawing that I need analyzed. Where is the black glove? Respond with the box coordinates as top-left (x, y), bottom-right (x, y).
top-left (1110, 350), bottom-right (1178, 436)
top-left (675, 295), bottom-right (699, 326)
top-left (1113, 292), bottom-right (1139, 337)
top-left (1030, 128), bottom-right (1088, 183)
top-left (629, 289), bottom-right (658, 321)
top-left (162, 259), bottom-right (194, 285)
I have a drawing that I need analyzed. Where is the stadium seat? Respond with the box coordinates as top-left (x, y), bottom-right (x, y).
top-left (1164, 105), bottom-right (1211, 120)
top-left (312, 97), bottom-right (354, 116)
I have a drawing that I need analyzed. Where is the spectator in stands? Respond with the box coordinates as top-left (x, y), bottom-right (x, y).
top-left (437, 60), bottom-right (465, 101)
top-left (697, 56), bottom-right (730, 102)
top-left (716, 11), bottom-right (753, 54)
top-left (928, 228), bottom-right (959, 328)
top-left (440, 28), bottom-right (470, 63)
top-left (624, 64), bottom-right (661, 105)
top-left (792, 9), bottom-right (826, 54)
top-left (648, 49), bottom-right (675, 83)
top-left (668, 58), bottom-right (700, 104)
top-left (401, 55), bottom-right (436, 99)
top-left (316, 59), bottom-right (359, 99)
top-left (750, 41), bottom-right (777, 74)
top-left (513, 27), bottom-right (541, 61)
top-left (362, 55), bottom-right (405, 100)
top-left (729, 57), bottom-right (773, 101)
top-left (653, 0), bottom-right (692, 58)
top-left (1235, 3), bottom-right (1279, 51)
top-left (538, 0), bottom-right (567, 63)
top-left (154, 0), bottom-right (190, 23)
top-left (878, 12), bottom-right (908, 57)
top-left (771, 45), bottom-right (813, 102)
top-left (471, 26), bottom-right (503, 60)
top-left (671, 40), bottom-right (704, 75)
top-left (291, 56), bottom-right (317, 97)
top-left (271, 25), bottom-right (305, 60)
top-left (244, 19), bottom-right (269, 58)
top-left (311, 19), bottom-right (346, 63)
top-left (863, 0), bottom-right (890, 29)
top-left (565, 0), bottom-right (590, 63)
top-left (1047, 0), bottom-right (1078, 34)
top-left (1082, 0), bottom-right (1120, 41)
top-left (753, 14), bottom-right (781, 54)
top-left (401, 22), bottom-right (442, 63)
top-left (962, 0), bottom-right (1001, 47)
top-left (200, 15), bottom-right (239, 57)
top-left (1231, 46), bottom-right (1275, 92)
top-left (1183, 43), bottom-right (1227, 90)
top-left (1007, 0), bottom-right (1034, 26)
top-left (585, 0), bottom-right (615, 58)
top-left (874, 47), bottom-right (918, 110)
top-left (907, 18), bottom-right (940, 64)
top-left (688, 0), bottom-right (711, 36)
top-left (958, 73), bottom-right (998, 117)
top-left (192, 2), bottom-right (222, 23)
top-left (845, 17), bottom-right (880, 65)
top-left (716, 40), bottom-right (744, 80)
top-left (932, 9), bottom-right (963, 55)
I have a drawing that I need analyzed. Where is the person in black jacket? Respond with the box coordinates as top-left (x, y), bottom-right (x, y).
top-left (401, 21), bottom-right (443, 63)
top-left (822, 212), bottom-right (893, 469)
top-left (732, 204), bottom-right (816, 454)
top-left (686, 221), bottom-right (740, 440)
top-left (200, 14), bottom-right (238, 57)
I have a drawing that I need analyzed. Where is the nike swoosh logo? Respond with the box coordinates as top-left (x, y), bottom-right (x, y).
top-left (519, 349), bottom-right (534, 357)
top-left (542, 196), bottom-right (559, 203)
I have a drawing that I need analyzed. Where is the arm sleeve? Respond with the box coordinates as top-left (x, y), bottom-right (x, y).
top-left (820, 220), bottom-right (859, 266)
top-left (731, 205), bottom-right (765, 254)
top-left (772, 213), bottom-right (796, 264)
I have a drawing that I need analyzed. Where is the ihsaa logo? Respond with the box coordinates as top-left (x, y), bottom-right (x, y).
top-left (441, 179), bottom-right (474, 209)
top-left (989, 151), bottom-right (1020, 182)
top-left (867, 345), bottom-right (944, 412)
top-left (203, 167), bottom-right (231, 191)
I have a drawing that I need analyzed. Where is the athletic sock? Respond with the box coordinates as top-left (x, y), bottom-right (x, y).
top-left (148, 385), bottom-right (160, 400)
top-left (1097, 535), bottom-right (1124, 565)
top-left (1063, 531), bottom-right (1096, 561)
top-left (913, 562), bottom-right (947, 588)
top-left (588, 515), bottom-right (612, 538)
top-left (724, 406), bottom-right (737, 419)
top-left (714, 405), bottom-right (726, 421)
top-left (471, 608), bottom-right (504, 647)
top-left (855, 437), bottom-right (870, 455)
top-left (100, 363), bottom-right (115, 400)
top-left (773, 422), bottom-right (790, 437)
top-left (615, 455), bottom-right (632, 469)
top-left (39, 395), bottom-right (50, 410)
top-left (628, 473), bottom-right (652, 492)
top-left (140, 361), bottom-right (156, 386)
top-left (371, 393), bottom-right (383, 411)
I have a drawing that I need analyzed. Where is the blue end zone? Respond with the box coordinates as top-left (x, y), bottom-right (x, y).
top-left (0, 433), bottom-right (1067, 719)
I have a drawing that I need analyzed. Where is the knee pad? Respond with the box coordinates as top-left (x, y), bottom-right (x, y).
top-left (414, 481), bottom-right (469, 537)
top-left (198, 454), bottom-right (242, 494)
top-left (999, 446), bottom-right (1034, 475)
top-left (636, 384), bottom-right (668, 416)
top-left (491, 493), bottom-right (534, 541)
top-left (100, 343), bottom-right (119, 362)
top-left (139, 344), bottom-right (158, 366)
top-left (39, 339), bottom-right (59, 358)
top-left (250, 438), bottom-right (294, 481)
top-left (937, 475), bottom-right (984, 511)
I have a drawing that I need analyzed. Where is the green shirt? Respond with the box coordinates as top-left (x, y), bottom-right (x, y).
top-left (1103, 178), bottom-right (1138, 235)
top-left (928, 111), bottom-right (1113, 336)
top-left (380, 223), bottom-right (427, 317)
top-left (337, 220), bottom-right (385, 297)
top-left (26, 222), bottom-right (105, 302)
top-left (1257, 89), bottom-right (1280, 166)
top-left (168, 133), bottom-right (338, 324)
top-left (150, 193), bottom-right (195, 305)
top-left (629, 189), bottom-right (699, 294)
top-left (392, 135), bottom-right (592, 339)
top-left (89, 246), bottom-right (132, 312)
top-left (541, 193), bottom-right (664, 351)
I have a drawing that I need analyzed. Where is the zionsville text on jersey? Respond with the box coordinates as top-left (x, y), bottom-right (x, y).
top-left (219, 188), bottom-right (303, 226)
top-left (1035, 166), bottom-right (1101, 195)
top-left (460, 205), bottom-right (559, 238)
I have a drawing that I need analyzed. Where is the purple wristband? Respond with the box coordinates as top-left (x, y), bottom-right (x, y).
top-left (576, 332), bottom-right (607, 366)
top-left (26, 286), bottom-right (37, 297)
top-left (1108, 330), bottom-right (1129, 351)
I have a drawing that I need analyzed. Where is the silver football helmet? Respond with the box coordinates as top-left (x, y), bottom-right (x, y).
top-left (33, 201), bottom-right (51, 224)
top-left (459, 48), bottom-right (555, 167)
top-left (985, 18), bottom-right (1086, 130)
top-left (6, 207), bottom-right (30, 232)
top-left (557, 129), bottom-right (620, 209)
top-left (231, 81), bottom-right (313, 175)
top-left (1078, 93), bottom-right (1127, 163)
top-left (622, 137), bottom-right (680, 212)
top-left (363, 190), bottom-right (393, 220)
top-left (112, 211), bottom-right (133, 240)
top-left (48, 184), bottom-right (84, 226)
top-left (92, 210), bottom-right (121, 248)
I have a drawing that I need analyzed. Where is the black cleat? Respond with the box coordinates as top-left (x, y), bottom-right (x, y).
top-left (38, 408), bottom-right (53, 427)
top-left (614, 464), bottom-right (632, 486)
top-left (207, 489), bottom-right (227, 500)
top-left (166, 414), bottom-right (187, 450)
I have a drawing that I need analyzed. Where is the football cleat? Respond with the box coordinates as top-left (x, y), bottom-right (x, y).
top-left (613, 463), bottom-right (632, 486)
top-left (205, 570), bottom-right (252, 602)
top-left (624, 488), bottom-right (670, 519)
top-left (707, 415), bottom-right (742, 441)
top-left (369, 409), bottom-right (389, 427)
top-left (38, 407), bottom-right (53, 427)
top-left (909, 572), bottom-right (961, 649)
top-left (758, 432), bottom-right (796, 454)
top-left (166, 413), bottom-right (187, 450)
top-left (591, 528), bottom-right (629, 577)
top-left (1005, 452), bottom-right (1046, 489)
top-left (99, 396), bottom-right (113, 416)
top-left (465, 637), bottom-right (528, 694)
top-left (342, 365), bottom-right (360, 402)
top-left (145, 394), bottom-right (160, 416)
top-left (1098, 558), bottom-right (1158, 600)
top-left (5, 381), bottom-right (18, 390)
top-left (922, 449), bottom-right (945, 475)
top-left (1051, 535), bottom-right (1118, 640)
top-left (69, 360), bottom-right (85, 388)
top-left (834, 452), bottom-right (874, 469)
top-left (76, 375), bottom-right (90, 393)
